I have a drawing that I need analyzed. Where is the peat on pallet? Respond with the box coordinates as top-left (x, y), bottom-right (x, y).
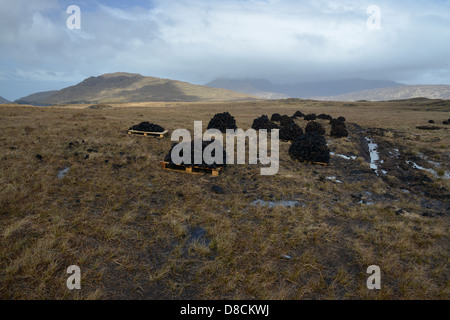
top-left (127, 129), bottom-right (169, 138)
top-left (159, 161), bottom-right (224, 176)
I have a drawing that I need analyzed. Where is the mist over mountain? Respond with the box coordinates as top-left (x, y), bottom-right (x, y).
top-left (205, 78), bottom-right (404, 99)
top-left (315, 85), bottom-right (450, 101)
top-left (14, 73), bottom-right (258, 105)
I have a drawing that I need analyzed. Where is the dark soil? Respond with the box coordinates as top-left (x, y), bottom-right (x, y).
top-left (206, 112), bottom-right (238, 133)
top-left (289, 132), bottom-right (330, 163)
top-left (416, 126), bottom-right (442, 130)
top-left (305, 121), bottom-right (325, 135)
top-left (129, 121), bottom-right (165, 132)
top-left (251, 115), bottom-right (281, 130)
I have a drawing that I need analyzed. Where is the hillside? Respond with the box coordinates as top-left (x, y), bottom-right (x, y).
top-left (205, 78), bottom-right (404, 99)
top-left (206, 78), bottom-right (289, 99)
top-left (317, 85), bottom-right (450, 101)
top-left (15, 72), bottom-right (258, 105)
top-left (0, 96), bottom-right (10, 104)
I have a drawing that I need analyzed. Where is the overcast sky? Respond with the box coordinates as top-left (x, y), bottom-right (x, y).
top-left (1, 0), bottom-right (449, 100)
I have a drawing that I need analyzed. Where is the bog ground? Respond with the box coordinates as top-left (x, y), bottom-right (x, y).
top-left (0, 98), bottom-right (449, 299)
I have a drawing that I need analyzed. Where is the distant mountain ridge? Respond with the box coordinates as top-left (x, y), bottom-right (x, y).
top-left (0, 96), bottom-right (10, 104)
top-left (205, 79), bottom-right (290, 99)
top-left (316, 85), bottom-right (450, 101)
top-left (15, 72), bottom-right (258, 105)
top-left (205, 78), bottom-right (404, 99)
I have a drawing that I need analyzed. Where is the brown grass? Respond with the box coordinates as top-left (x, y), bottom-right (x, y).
top-left (0, 99), bottom-right (449, 300)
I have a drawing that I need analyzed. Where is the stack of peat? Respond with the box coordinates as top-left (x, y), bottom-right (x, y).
top-left (207, 112), bottom-right (238, 133)
top-left (330, 118), bottom-right (348, 138)
top-left (270, 113), bottom-right (282, 122)
top-left (164, 140), bottom-right (227, 170)
top-left (317, 113), bottom-right (332, 120)
top-left (304, 113), bottom-right (317, 121)
top-left (305, 121), bottom-right (325, 135)
top-left (289, 132), bottom-right (330, 165)
top-left (279, 123), bottom-right (303, 141)
top-left (129, 121), bottom-right (165, 132)
top-left (280, 115), bottom-right (295, 127)
top-left (252, 114), bottom-right (304, 141)
top-left (292, 111), bottom-right (305, 119)
top-left (251, 115), bottom-right (281, 130)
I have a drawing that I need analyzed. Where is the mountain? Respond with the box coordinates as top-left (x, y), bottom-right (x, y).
top-left (205, 78), bottom-right (404, 99)
top-left (316, 85), bottom-right (450, 101)
top-left (206, 79), bottom-right (289, 99)
top-left (0, 96), bottom-right (10, 104)
top-left (15, 72), bottom-right (258, 105)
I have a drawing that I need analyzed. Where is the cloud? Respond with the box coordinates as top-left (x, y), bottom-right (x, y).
top-left (1, 0), bottom-right (450, 99)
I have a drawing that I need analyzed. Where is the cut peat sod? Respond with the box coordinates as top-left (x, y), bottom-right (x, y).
top-left (159, 161), bottom-right (224, 176)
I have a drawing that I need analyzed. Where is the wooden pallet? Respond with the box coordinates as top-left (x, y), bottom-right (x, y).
top-left (160, 161), bottom-right (224, 176)
top-left (127, 129), bottom-right (169, 138)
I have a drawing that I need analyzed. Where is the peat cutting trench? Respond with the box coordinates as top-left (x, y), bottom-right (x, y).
top-left (329, 122), bottom-right (449, 217)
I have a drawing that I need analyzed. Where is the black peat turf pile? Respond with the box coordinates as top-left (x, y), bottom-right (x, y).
top-left (280, 123), bottom-right (303, 141)
top-left (280, 115), bottom-right (295, 127)
top-left (289, 132), bottom-right (330, 164)
top-left (330, 120), bottom-right (349, 137)
top-left (305, 121), bottom-right (325, 135)
top-left (270, 113), bottom-right (282, 122)
top-left (251, 115), bottom-right (281, 130)
top-left (129, 121), bottom-right (165, 132)
top-left (304, 113), bottom-right (317, 121)
top-left (292, 111), bottom-right (305, 118)
top-left (317, 113), bottom-right (332, 120)
top-left (207, 112), bottom-right (238, 132)
top-left (164, 140), bottom-right (227, 169)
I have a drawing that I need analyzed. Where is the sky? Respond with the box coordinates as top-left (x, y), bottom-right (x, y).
top-left (0, 0), bottom-right (450, 100)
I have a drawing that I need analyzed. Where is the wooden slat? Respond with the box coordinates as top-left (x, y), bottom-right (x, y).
top-left (127, 129), bottom-right (169, 138)
top-left (160, 161), bottom-right (223, 176)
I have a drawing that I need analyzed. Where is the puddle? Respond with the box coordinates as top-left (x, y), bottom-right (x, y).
top-left (57, 167), bottom-right (70, 178)
top-left (427, 160), bottom-right (441, 167)
top-left (365, 137), bottom-right (384, 176)
top-left (330, 152), bottom-right (357, 160)
top-left (187, 226), bottom-right (209, 245)
top-left (326, 176), bottom-right (342, 183)
top-left (358, 200), bottom-right (374, 205)
top-left (251, 199), bottom-right (303, 208)
top-left (407, 161), bottom-right (450, 179)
